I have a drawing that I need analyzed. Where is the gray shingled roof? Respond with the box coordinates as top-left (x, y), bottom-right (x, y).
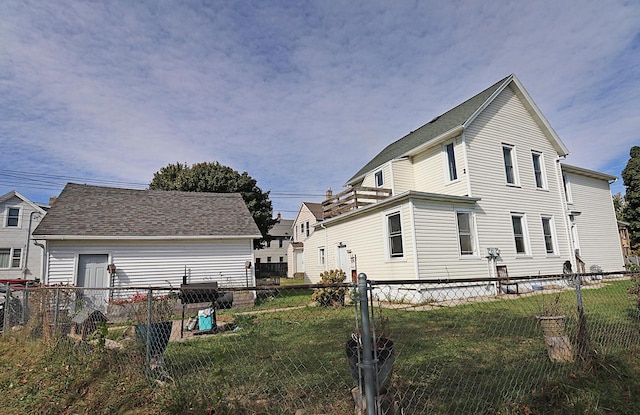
top-left (33, 183), bottom-right (261, 238)
top-left (347, 75), bottom-right (512, 184)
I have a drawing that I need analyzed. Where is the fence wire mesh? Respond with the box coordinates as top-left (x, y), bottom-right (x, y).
top-left (2, 271), bottom-right (640, 414)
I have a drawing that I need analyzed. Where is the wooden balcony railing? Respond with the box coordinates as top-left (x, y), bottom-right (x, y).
top-left (322, 186), bottom-right (392, 219)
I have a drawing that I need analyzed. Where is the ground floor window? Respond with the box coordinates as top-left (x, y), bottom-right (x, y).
top-left (387, 212), bottom-right (404, 258)
top-left (0, 248), bottom-right (21, 268)
top-left (456, 211), bottom-right (476, 256)
top-left (511, 213), bottom-right (529, 255)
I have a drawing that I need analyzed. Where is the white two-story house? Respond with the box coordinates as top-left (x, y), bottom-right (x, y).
top-left (298, 74), bottom-right (624, 286)
top-left (0, 191), bottom-right (49, 281)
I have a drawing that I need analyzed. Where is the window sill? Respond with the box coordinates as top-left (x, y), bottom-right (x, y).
top-left (515, 255), bottom-right (533, 259)
top-left (445, 179), bottom-right (460, 186)
top-left (386, 257), bottom-right (407, 263)
top-left (535, 188), bottom-right (549, 192)
top-left (546, 254), bottom-right (561, 258)
top-left (506, 183), bottom-right (521, 188)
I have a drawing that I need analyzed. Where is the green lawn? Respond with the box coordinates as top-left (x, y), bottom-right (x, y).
top-left (2, 279), bottom-right (639, 414)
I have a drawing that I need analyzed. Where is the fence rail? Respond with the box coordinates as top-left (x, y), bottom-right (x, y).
top-left (2, 271), bottom-right (639, 414)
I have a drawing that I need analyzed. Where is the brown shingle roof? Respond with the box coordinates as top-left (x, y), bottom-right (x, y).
top-left (33, 183), bottom-right (261, 239)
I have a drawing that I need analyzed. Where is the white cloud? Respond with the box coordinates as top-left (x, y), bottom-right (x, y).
top-left (0, 0), bottom-right (638, 214)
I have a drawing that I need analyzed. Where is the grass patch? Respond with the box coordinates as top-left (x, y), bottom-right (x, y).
top-left (2, 279), bottom-right (640, 414)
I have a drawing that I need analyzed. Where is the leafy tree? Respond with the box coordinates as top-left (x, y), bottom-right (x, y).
top-left (613, 193), bottom-right (626, 221)
top-left (149, 162), bottom-right (277, 249)
top-left (622, 146), bottom-right (640, 252)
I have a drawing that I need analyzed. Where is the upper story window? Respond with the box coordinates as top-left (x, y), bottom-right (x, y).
top-left (511, 213), bottom-right (529, 255)
top-left (6, 207), bottom-right (20, 227)
top-left (531, 151), bottom-right (546, 189)
top-left (456, 211), bottom-right (477, 256)
top-left (386, 212), bottom-right (404, 258)
top-left (266, 240), bottom-right (271, 248)
top-left (445, 142), bottom-right (458, 181)
top-left (305, 221), bottom-right (310, 237)
top-left (541, 216), bottom-right (556, 254)
top-left (300, 223), bottom-right (304, 236)
top-left (278, 238), bottom-right (283, 248)
top-left (374, 170), bottom-right (384, 187)
top-left (502, 144), bottom-right (519, 185)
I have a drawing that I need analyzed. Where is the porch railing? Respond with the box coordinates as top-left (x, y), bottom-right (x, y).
top-left (322, 186), bottom-right (392, 219)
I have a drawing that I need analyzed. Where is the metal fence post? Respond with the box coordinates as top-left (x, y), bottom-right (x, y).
top-left (146, 288), bottom-right (152, 370)
top-left (358, 273), bottom-right (377, 415)
top-left (574, 274), bottom-right (592, 368)
top-left (2, 283), bottom-right (9, 334)
top-left (53, 287), bottom-right (60, 336)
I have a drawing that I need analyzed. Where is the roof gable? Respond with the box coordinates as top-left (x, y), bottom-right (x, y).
top-left (0, 190), bottom-right (47, 214)
top-left (347, 74), bottom-right (569, 185)
top-left (33, 183), bottom-right (261, 239)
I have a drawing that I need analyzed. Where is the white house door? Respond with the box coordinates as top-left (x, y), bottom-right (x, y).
top-left (295, 251), bottom-right (304, 274)
top-left (77, 254), bottom-right (110, 310)
top-left (336, 243), bottom-right (349, 272)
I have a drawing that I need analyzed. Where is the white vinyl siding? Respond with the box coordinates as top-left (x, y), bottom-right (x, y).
top-left (302, 203), bottom-right (415, 283)
top-left (413, 135), bottom-right (467, 196)
top-left (465, 84), bottom-right (569, 275)
top-left (391, 158), bottom-right (414, 194)
top-left (562, 171), bottom-right (624, 271)
top-left (45, 239), bottom-right (255, 287)
top-left (362, 163), bottom-right (391, 189)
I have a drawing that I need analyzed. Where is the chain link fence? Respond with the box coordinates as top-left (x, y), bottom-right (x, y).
top-left (2, 270), bottom-right (640, 414)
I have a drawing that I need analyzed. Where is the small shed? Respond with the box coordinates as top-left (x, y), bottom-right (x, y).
top-left (71, 309), bottom-right (108, 339)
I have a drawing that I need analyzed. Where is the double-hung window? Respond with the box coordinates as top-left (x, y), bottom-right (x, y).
top-left (502, 144), bottom-right (518, 185)
top-left (6, 208), bottom-right (20, 227)
top-left (562, 174), bottom-right (573, 204)
top-left (445, 142), bottom-right (458, 181)
top-left (386, 212), bottom-right (404, 258)
top-left (511, 213), bottom-right (529, 255)
top-left (0, 248), bottom-right (21, 268)
top-left (318, 247), bottom-right (326, 266)
top-left (456, 211), bottom-right (476, 256)
top-left (532, 151), bottom-right (545, 189)
top-left (541, 216), bottom-right (556, 254)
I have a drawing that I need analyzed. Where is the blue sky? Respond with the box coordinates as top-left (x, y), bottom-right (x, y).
top-left (1, 0), bottom-right (638, 216)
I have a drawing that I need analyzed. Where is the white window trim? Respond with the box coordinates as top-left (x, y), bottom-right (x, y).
top-left (374, 169), bottom-right (384, 187)
top-left (511, 213), bottom-right (531, 256)
top-left (4, 206), bottom-right (22, 228)
top-left (0, 247), bottom-right (22, 269)
top-left (383, 210), bottom-right (405, 261)
top-left (562, 174), bottom-right (573, 204)
top-left (318, 247), bottom-right (326, 266)
top-left (502, 144), bottom-right (520, 186)
top-left (442, 140), bottom-right (459, 183)
top-left (541, 215), bottom-right (559, 256)
top-left (531, 150), bottom-right (547, 190)
top-left (455, 209), bottom-right (479, 258)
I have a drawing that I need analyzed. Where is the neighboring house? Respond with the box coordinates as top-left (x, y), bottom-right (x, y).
top-left (32, 183), bottom-right (261, 309)
top-left (0, 191), bottom-right (49, 281)
top-left (254, 213), bottom-right (293, 278)
top-left (299, 74), bottom-right (623, 286)
top-left (288, 201), bottom-right (324, 278)
top-left (617, 220), bottom-right (632, 259)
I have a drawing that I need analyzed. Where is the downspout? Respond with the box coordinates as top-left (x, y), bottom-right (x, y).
top-left (409, 199), bottom-right (420, 279)
top-left (23, 211), bottom-right (40, 279)
top-left (33, 240), bottom-right (46, 284)
top-left (556, 156), bottom-right (574, 271)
